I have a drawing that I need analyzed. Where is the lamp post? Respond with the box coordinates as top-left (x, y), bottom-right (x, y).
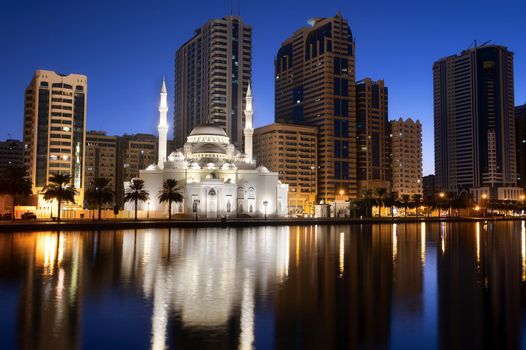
top-left (438, 192), bottom-right (445, 217)
top-left (263, 200), bottom-right (268, 220)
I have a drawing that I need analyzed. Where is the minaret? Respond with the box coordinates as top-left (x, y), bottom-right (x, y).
top-left (244, 83), bottom-right (253, 159)
top-left (158, 77), bottom-right (168, 169)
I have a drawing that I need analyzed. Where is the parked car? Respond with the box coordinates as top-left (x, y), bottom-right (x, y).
top-left (2, 213), bottom-right (12, 220)
top-left (21, 212), bottom-right (37, 220)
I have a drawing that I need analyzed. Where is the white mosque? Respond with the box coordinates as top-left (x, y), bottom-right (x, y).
top-left (124, 79), bottom-right (288, 218)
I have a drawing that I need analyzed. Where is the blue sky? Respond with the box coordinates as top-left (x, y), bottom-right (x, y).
top-left (1, 0), bottom-right (525, 175)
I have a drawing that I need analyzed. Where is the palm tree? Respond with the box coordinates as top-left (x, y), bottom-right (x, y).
top-left (0, 166), bottom-right (32, 221)
top-left (412, 194), bottom-right (423, 218)
top-left (85, 177), bottom-right (114, 220)
top-left (384, 191), bottom-right (398, 218)
top-left (124, 179), bottom-right (149, 220)
top-left (361, 189), bottom-right (374, 217)
top-left (158, 179), bottom-right (184, 220)
top-left (41, 173), bottom-right (78, 221)
top-left (374, 188), bottom-right (388, 217)
top-left (423, 195), bottom-right (436, 217)
top-left (400, 194), bottom-right (412, 217)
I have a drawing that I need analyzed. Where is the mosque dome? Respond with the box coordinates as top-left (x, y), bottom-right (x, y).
top-left (187, 124), bottom-right (230, 144)
top-left (189, 124), bottom-right (228, 137)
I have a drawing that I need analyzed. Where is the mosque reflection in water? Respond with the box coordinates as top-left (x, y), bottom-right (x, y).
top-left (0, 222), bottom-right (526, 349)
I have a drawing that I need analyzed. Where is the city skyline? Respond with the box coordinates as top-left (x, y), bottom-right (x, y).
top-left (1, 0), bottom-right (526, 176)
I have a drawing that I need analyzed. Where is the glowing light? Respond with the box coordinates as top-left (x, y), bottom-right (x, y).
top-left (296, 227), bottom-right (300, 267)
top-left (476, 222), bottom-right (481, 264)
top-left (239, 271), bottom-right (254, 350)
top-left (421, 222), bottom-right (426, 265)
top-left (392, 224), bottom-right (398, 261)
top-left (441, 222), bottom-right (446, 254)
top-left (339, 232), bottom-right (345, 278)
top-left (522, 221), bottom-right (526, 281)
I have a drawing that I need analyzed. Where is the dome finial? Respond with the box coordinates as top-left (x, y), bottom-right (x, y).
top-left (161, 76), bottom-right (167, 94)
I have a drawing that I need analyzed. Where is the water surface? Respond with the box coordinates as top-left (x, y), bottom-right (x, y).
top-left (0, 222), bottom-right (525, 349)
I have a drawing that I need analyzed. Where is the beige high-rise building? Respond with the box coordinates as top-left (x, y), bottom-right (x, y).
top-left (23, 70), bottom-right (87, 207)
top-left (254, 123), bottom-right (317, 214)
top-left (85, 131), bottom-right (118, 193)
top-left (275, 13), bottom-right (357, 202)
top-left (356, 78), bottom-right (391, 195)
top-left (175, 16), bottom-right (252, 149)
top-left (390, 118), bottom-right (423, 195)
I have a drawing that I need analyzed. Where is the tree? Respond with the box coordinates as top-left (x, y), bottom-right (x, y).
top-left (158, 179), bottom-right (184, 220)
top-left (423, 195), bottom-right (436, 217)
top-left (412, 194), bottom-right (423, 218)
top-left (41, 173), bottom-right (78, 221)
top-left (85, 177), bottom-right (113, 220)
top-left (124, 179), bottom-right (149, 220)
top-left (400, 194), bottom-right (412, 217)
top-left (0, 166), bottom-right (32, 221)
top-left (374, 188), bottom-right (388, 217)
top-left (361, 189), bottom-right (374, 217)
top-left (384, 191), bottom-right (398, 218)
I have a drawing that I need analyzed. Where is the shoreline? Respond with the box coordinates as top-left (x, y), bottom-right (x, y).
top-left (0, 216), bottom-right (523, 232)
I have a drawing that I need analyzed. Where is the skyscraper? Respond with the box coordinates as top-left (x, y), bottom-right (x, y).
top-left (515, 103), bottom-right (526, 186)
top-left (23, 70), bottom-right (87, 206)
top-left (356, 78), bottom-right (390, 194)
top-left (433, 45), bottom-right (521, 201)
top-left (390, 118), bottom-right (423, 196)
top-left (174, 16), bottom-right (252, 148)
top-left (275, 13), bottom-right (356, 201)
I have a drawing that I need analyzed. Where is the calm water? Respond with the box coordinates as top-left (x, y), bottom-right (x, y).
top-left (1, 222), bottom-right (526, 349)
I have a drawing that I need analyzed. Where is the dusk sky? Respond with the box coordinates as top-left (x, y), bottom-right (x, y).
top-left (1, 0), bottom-right (525, 175)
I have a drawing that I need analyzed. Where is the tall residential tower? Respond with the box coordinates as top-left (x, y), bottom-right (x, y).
top-left (174, 16), bottom-right (252, 148)
top-left (275, 13), bottom-right (356, 202)
top-left (433, 45), bottom-right (521, 201)
top-left (390, 118), bottom-right (423, 196)
top-left (23, 70), bottom-right (87, 206)
top-left (356, 78), bottom-right (390, 194)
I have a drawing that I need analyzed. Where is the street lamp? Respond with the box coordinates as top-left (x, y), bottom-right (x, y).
top-left (263, 200), bottom-right (269, 220)
top-left (481, 193), bottom-right (488, 217)
top-left (339, 189), bottom-right (344, 201)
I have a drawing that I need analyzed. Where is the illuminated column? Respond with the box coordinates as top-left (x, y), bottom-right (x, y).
top-left (158, 77), bottom-right (168, 169)
top-left (244, 83), bottom-right (253, 159)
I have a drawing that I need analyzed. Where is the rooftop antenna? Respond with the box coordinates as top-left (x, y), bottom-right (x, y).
top-left (238, 0), bottom-right (240, 16)
top-left (230, 0), bottom-right (232, 15)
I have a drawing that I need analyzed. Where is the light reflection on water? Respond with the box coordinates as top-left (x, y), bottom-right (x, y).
top-left (0, 222), bottom-right (526, 349)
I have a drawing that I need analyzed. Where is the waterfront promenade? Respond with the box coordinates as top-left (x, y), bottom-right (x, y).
top-left (0, 215), bottom-right (522, 232)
